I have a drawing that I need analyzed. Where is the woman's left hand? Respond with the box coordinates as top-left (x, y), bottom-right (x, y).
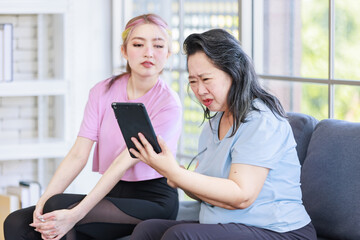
top-left (130, 133), bottom-right (180, 179)
top-left (30, 209), bottom-right (78, 240)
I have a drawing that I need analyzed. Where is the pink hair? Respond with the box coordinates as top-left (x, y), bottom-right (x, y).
top-left (125, 15), bottom-right (168, 31)
top-left (122, 14), bottom-right (170, 44)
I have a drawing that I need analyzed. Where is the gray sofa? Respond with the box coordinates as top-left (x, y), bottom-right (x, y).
top-left (289, 112), bottom-right (360, 240)
top-left (176, 112), bottom-right (360, 240)
top-left (121, 112), bottom-right (360, 239)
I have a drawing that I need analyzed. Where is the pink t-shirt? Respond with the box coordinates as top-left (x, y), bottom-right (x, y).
top-left (78, 74), bottom-right (182, 181)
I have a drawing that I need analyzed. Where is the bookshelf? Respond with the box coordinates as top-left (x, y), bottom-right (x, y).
top-left (0, 0), bottom-right (72, 187)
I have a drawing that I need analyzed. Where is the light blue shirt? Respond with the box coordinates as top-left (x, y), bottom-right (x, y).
top-left (195, 99), bottom-right (311, 232)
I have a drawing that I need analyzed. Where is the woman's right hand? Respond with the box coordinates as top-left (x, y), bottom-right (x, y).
top-left (30, 208), bottom-right (80, 240)
top-left (33, 201), bottom-right (45, 226)
top-left (130, 134), bottom-right (180, 179)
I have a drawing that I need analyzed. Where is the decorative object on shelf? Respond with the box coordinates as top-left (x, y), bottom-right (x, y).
top-left (0, 23), bottom-right (13, 82)
top-left (6, 181), bottom-right (41, 209)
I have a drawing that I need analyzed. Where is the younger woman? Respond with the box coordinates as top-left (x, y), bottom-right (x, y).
top-left (129, 29), bottom-right (317, 240)
top-left (4, 14), bottom-right (181, 240)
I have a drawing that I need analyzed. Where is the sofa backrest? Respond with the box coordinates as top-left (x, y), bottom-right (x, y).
top-left (286, 112), bottom-right (318, 165)
top-left (300, 119), bottom-right (360, 240)
top-left (288, 113), bottom-right (360, 239)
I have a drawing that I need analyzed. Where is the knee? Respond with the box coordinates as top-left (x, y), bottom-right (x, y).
top-left (131, 219), bottom-right (164, 240)
top-left (131, 220), bottom-right (153, 238)
top-left (3, 207), bottom-right (33, 237)
top-left (162, 225), bottom-right (189, 240)
top-left (4, 208), bottom-right (30, 228)
top-left (4, 210), bottom-right (17, 230)
top-left (43, 193), bottom-right (66, 213)
top-left (43, 193), bottom-right (85, 214)
top-left (4, 212), bottom-right (18, 238)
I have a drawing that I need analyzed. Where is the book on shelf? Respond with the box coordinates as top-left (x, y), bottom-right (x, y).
top-left (6, 181), bottom-right (41, 209)
top-left (0, 23), bottom-right (13, 83)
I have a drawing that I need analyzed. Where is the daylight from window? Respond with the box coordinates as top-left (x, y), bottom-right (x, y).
top-left (115, 0), bottom-right (360, 161)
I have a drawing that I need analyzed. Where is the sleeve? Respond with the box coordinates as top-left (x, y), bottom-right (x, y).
top-left (151, 101), bottom-right (182, 157)
top-left (77, 87), bottom-right (100, 142)
top-left (231, 112), bottom-right (288, 169)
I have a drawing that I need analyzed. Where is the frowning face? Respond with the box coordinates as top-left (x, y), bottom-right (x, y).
top-left (188, 51), bottom-right (232, 113)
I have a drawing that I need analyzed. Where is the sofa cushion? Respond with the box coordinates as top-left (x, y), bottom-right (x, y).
top-left (300, 119), bottom-right (360, 240)
top-left (176, 200), bottom-right (200, 221)
top-left (287, 112), bottom-right (318, 165)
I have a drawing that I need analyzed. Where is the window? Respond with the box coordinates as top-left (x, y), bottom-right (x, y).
top-left (113, 0), bottom-right (239, 165)
top-left (113, 0), bottom-right (360, 165)
top-left (250, 0), bottom-right (360, 121)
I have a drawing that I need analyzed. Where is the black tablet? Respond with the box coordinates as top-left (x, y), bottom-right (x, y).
top-left (111, 102), bottom-right (161, 158)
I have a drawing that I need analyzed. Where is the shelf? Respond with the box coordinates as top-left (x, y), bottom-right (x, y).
top-left (0, 80), bottom-right (68, 96)
top-left (0, 139), bottom-right (71, 160)
top-left (0, 1), bottom-right (71, 188)
top-left (0, 0), bottom-right (69, 14)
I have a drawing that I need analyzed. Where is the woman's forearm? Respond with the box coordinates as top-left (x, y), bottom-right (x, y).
top-left (170, 168), bottom-right (246, 209)
top-left (39, 137), bottom-right (93, 205)
top-left (70, 150), bottom-right (138, 220)
top-left (170, 163), bottom-right (269, 210)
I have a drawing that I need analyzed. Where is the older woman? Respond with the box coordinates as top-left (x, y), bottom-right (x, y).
top-left (129, 29), bottom-right (317, 240)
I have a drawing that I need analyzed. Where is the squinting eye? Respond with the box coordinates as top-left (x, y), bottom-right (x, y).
top-left (154, 45), bottom-right (164, 48)
top-left (133, 44), bottom-right (143, 47)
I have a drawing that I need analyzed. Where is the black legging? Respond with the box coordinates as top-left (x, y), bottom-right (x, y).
top-left (4, 177), bottom-right (178, 240)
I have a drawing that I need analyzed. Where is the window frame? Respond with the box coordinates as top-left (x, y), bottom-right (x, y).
top-left (112, 0), bottom-right (360, 162)
top-left (247, 0), bottom-right (360, 119)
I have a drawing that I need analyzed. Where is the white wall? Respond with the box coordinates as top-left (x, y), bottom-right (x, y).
top-left (66, 0), bottom-right (113, 193)
top-left (0, 0), bottom-right (113, 194)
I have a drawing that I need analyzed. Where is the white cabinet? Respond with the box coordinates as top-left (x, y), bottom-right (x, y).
top-left (0, 0), bottom-right (72, 186)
